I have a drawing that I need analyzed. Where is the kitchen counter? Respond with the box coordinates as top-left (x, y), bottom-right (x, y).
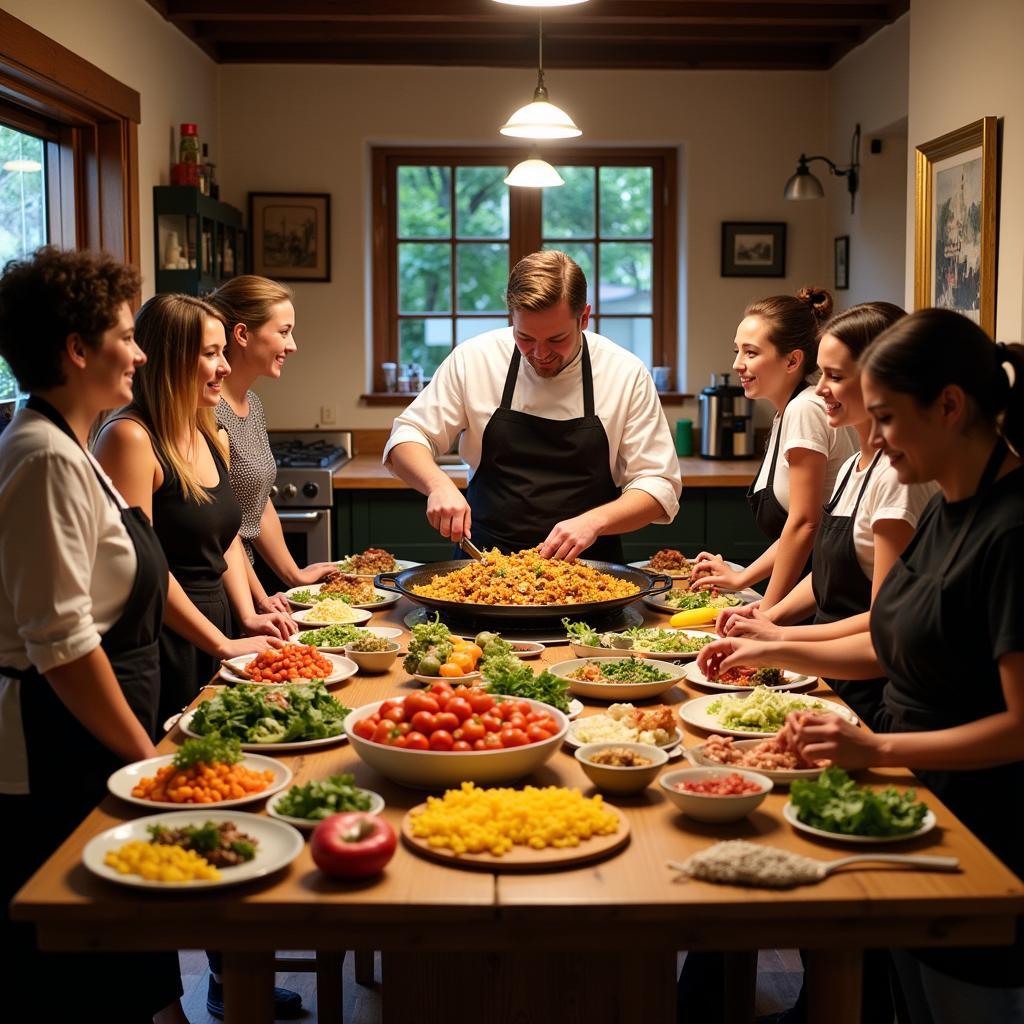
top-left (334, 454), bottom-right (761, 490)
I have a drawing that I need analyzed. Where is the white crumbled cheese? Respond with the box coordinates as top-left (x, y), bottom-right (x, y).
top-left (675, 841), bottom-right (824, 888)
top-left (301, 599), bottom-right (363, 624)
top-left (571, 703), bottom-right (672, 746)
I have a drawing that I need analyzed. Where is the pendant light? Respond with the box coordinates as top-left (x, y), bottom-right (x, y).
top-left (494, 1), bottom-right (590, 7)
top-left (504, 151), bottom-right (565, 188)
top-left (499, 16), bottom-right (581, 140)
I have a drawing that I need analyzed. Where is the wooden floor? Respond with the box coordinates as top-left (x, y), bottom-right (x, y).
top-left (179, 949), bottom-right (803, 1022)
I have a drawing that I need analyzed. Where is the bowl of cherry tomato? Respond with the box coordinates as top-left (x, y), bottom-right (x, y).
top-left (344, 684), bottom-right (568, 789)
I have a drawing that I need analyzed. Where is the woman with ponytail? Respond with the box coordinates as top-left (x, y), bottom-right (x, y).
top-left (698, 309), bottom-right (1024, 1022)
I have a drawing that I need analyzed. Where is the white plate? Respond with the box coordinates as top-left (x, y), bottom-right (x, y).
top-left (680, 662), bottom-right (817, 694)
top-left (292, 606), bottom-right (373, 627)
top-left (178, 707), bottom-right (349, 753)
top-left (265, 787), bottom-right (385, 831)
top-left (570, 628), bottom-right (715, 662)
top-left (293, 624), bottom-right (403, 654)
top-left (567, 698), bottom-right (584, 720)
top-left (565, 723), bottom-right (683, 751)
top-left (629, 558), bottom-right (746, 580)
top-left (285, 583), bottom-right (401, 611)
top-left (107, 754), bottom-right (292, 810)
top-left (550, 656), bottom-right (687, 701)
top-left (82, 810), bottom-right (304, 889)
top-left (334, 557), bottom-right (420, 579)
top-left (643, 590), bottom-right (757, 616)
top-left (685, 738), bottom-right (827, 784)
top-left (677, 692), bottom-right (858, 739)
top-left (448, 636), bottom-right (546, 659)
top-left (783, 802), bottom-right (937, 844)
top-left (411, 671), bottom-right (481, 684)
top-left (219, 651), bottom-right (358, 687)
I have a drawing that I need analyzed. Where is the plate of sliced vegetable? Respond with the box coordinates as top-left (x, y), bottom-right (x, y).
top-left (680, 662), bottom-right (816, 693)
top-left (644, 587), bottom-right (755, 616)
top-left (677, 687), bottom-right (857, 739)
top-left (549, 656), bottom-right (686, 701)
top-left (107, 737), bottom-right (292, 810)
top-left (82, 810), bottom-right (304, 889)
top-left (564, 619), bottom-right (714, 661)
top-left (294, 624), bottom-right (401, 653)
top-left (265, 775), bottom-right (384, 830)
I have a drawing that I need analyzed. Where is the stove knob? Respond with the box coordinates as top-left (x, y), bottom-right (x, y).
top-left (269, 484), bottom-right (278, 500)
top-left (282, 483), bottom-right (297, 499)
top-left (303, 481), bottom-right (319, 499)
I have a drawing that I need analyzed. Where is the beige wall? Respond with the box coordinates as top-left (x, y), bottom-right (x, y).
top-left (218, 64), bottom-right (833, 431)
top-left (3, 0), bottom-right (219, 298)
top-left (907, 0), bottom-right (1024, 339)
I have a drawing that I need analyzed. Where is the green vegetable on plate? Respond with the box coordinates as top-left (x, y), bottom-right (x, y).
top-left (275, 774), bottom-right (374, 821)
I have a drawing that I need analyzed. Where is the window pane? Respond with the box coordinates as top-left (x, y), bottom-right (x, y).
top-left (0, 125), bottom-right (47, 401)
top-left (543, 166), bottom-right (594, 238)
top-left (398, 242), bottom-right (450, 314)
top-left (542, 241), bottom-right (594, 307)
top-left (399, 319), bottom-right (452, 378)
top-left (599, 242), bottom-right (652, 313)
top-left (397, 165), bottom-right (450, 238)
top-left (456, 317), bottom-right (507, 343)
top-left (600, 317), bottom-right (652, 366)
top-left (457, 242), bottom-right (508, 313)
top-left (599, 166), bottom-right (653, 238)
top-left (456, 166), bottom-right (509, 239)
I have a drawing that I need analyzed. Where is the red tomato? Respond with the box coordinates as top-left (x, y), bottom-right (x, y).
top-left (495, 701), bottom-right (514, 720)
top-left (429, 682), bottom-right (454, 701)
top-left (310, 813), bottom-right (397, 879)
top-left (446, 697), bottom-right (473, 722)
top-left (409, 711), bottom-right (436, 735)
top-left (525, 711), bottom-right (545, 724)
top-left (372, 721), bottom-right (396, 744)
top-left (481, 733), bottom-right (503, 750)
top-left (511, 700), bottom-right (532, 717)
top-left (352, 718), bottom-right (376, 741)
top-left (404, 731), bottom-right (429, 751)
top-left (460, 718), bottom-right (485, 742)
top-left (382, 705), bottom-right (406, 724)
top-left (378, 700), bottom-right (402, 716)
top-left (452, 685), bottom-right (472, 699)
top-left (467, 691), bottom-right (495, 714)
top-left (392, 735), bottom-right (408, 748)
top-left (527, 723), bottom-right (553, 743)
top-left (500, 728), bottom-right (529, 748)
top-left (405, 692), bottom-right (440, 716)
top-left (507, 713), bottom-right (527, 730)
top-left (472, 738), bottom-right (487, 750)
top-left (480, 714), bottom-right (503, 734)
top-left (429, 730), bottom-right (454, 751)
top-left (435, 711), bottom-right (460, 733)
top-left (452, 740), bottom-right (472, 752)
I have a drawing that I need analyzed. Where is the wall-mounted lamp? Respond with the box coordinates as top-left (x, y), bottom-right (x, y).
top-left (784, 123), bottom-right (861, 213)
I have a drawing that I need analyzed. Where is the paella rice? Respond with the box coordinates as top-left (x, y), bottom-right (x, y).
top-left (411, 547), bottom-right (640, 606)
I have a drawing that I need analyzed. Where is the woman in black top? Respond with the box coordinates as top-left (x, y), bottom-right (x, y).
top-left (700, 309), bottom-right (1024, 1022)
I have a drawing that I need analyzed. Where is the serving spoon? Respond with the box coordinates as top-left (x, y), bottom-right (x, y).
top-left (460, 537), bottom-right (485, 561)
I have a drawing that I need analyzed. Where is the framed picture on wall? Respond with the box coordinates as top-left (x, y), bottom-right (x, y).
top-left (834, 235), bottom-right (850, 290)
top-left (914, 116), bottom-right (997, 334)
top-left (249, 192), bottom-right (331, 282)
top-left (721, 222), bottom-right (786, 277)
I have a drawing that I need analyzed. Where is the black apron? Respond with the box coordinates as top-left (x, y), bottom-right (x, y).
top-left (811, 451), bottom-right (888, 728)
top-left (872, 440), bottom-right (1024, 987)
top-left (464, 336), bottom-right (624, 562)
top-left (746, 381), bottom-right (810, 542)
top-left (0, 397), bottom-right (180, 1021)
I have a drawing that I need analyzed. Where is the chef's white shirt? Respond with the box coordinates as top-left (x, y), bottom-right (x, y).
top-left (751, 387), bottom-right (857, 512)
top-left (384, 329), bottom-right (682, 522)
top-left (0, 408), bottom-right (137, 794)
top-left (827, 451), bottom-right (937, 579)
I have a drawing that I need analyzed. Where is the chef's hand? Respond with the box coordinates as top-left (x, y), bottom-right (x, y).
top-left (426, 480), bottom-right (472, 543)
top-left (219, 635), bottom-right (286, 660)
top-left (690, 550), bottom-right (728, 576)
top-left (696, 636), bottom-right (771, 680)
top-left (539, 512), bottom-right (602, 562)
top-left (295, 561), bottom-right (339, 585)
top-left (715, 601), bottom-right (760, 637)
top-left (257, 592), bottom-right (292, 616)
top-left (722, 605), bottom-right (784, 642)
top-left (241, 609), bottom-right (297, 641)
top-left (783, 711), bottom-right (881, 769)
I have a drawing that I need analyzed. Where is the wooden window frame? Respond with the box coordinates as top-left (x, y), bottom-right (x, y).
top-left (0, 10), bottom-right (141, 268)
top-left (371, 145), bottom-right (678, 396)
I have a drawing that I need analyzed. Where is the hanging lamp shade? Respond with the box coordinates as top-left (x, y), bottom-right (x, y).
top-left (2, 159), bottom-right (42, 172)
top-left (494, 1), bottom-right (590, 7)
top-left (500, 78), bottom-right (581, 139)
top-left (504, 156), bottom-right (564, 188)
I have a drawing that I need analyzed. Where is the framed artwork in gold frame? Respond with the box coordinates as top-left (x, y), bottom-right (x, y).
top-left (914, 116), bottom-right (997, 334)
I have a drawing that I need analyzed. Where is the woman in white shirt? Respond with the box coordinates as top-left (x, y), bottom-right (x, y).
top-left (0, 248), bottom-right (185, 1023)
top-left (692, 287), bottom-right (856, 610)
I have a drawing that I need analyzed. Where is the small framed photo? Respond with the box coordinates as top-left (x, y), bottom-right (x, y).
top-left (834, 235), bottom-right (850, 290)
top-left (721, 222), bottom-right (787, 277)
top-left (248, 192), bottom-right (331, 282)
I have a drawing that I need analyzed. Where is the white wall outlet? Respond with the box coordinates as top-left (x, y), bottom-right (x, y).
top-left (320, 404), bottom-right (337, 425)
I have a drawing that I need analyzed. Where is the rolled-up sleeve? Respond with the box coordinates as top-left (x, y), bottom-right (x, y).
top-left (382, 349), bottom-right (469, 470)
top-left (0, 453), bottom-right (103, 673)
top-left (616, 368), bottom-right (682, 523)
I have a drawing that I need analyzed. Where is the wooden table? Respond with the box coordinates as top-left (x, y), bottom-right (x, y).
top-left (13, 600), bottom-right (1024, 1024)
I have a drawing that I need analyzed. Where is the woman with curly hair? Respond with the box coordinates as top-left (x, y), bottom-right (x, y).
top-left (0, 247), bottom-right (186, 1023)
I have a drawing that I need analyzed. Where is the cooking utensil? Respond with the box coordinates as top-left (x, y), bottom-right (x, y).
top-left (219, 659), bottom-right (249, 681)
top-left (460, 537), bottom-right (485, 561)
top-left (374, 560), bottom-right (673, 624)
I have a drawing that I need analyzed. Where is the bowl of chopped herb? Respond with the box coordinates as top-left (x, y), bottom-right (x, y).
top-left (549, 656), bottom-right (686, 701)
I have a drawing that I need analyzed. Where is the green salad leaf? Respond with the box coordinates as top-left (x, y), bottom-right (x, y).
top-left (664, 589), bottom-right (743, 611)
top-left (171, 735), bottom-right (243, 769)
top-left (478, 654), bottom-right (571, 713)
top-left (275, 774), bottom-right (373, 821)
top-left (296, 624), bottom-right (369, 647)
top-left (790, 767), bottom-right (929, 837)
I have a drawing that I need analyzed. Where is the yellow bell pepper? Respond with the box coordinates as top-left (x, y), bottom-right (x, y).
top-left (669, 607), bottom-right (719, 628)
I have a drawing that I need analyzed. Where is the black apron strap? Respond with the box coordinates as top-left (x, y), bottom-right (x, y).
top-left (581, 340), bottom-right (596, 418)
top-left (823, 456), bottom-right (859, 515)
top-left (500, 347), bottom-right (522, 409)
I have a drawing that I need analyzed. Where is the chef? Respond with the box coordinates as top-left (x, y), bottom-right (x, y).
top-left (384, 250), bottom-right (681, 561)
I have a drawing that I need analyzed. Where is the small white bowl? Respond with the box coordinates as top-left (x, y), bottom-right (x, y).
top-left (265, 787), bottom-right (385, 831)
top-left (575, 742), bottom-right (668, 795)
top-left (343, 641), bottom-right (400, 674)
top-left (659, 767), bottom-right (773, 823)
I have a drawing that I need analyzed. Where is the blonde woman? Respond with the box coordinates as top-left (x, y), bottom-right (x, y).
top-left (94, 294), bottom-right (292, 724)
top-left (207, 275), bottom-right (335, 612)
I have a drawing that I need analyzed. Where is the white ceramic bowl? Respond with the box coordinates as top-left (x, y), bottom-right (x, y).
top-left (659, 766), bottom-right (773, 823)
top-left (344, 695), bottom-right (568, 789)
top-left (574, 742), bottom-right (668, 795)
top-left (343, 641), bottom-right (400, 674)
top-left (550, 656), bottom-right (687, 701)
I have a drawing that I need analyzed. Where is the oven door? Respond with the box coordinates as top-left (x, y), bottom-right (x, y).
top-left (277, 508), bottom-right (332, 565)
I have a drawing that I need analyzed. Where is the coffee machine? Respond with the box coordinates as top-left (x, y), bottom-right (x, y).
top-left (699, 373), bottom-right (755, 459)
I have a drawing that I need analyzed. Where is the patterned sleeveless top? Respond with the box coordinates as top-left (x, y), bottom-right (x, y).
top-left (215, 392), bottom-right (277, 542)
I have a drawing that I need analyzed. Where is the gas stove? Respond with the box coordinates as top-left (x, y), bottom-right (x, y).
top-left (268, 430), bottom-right (352, 508)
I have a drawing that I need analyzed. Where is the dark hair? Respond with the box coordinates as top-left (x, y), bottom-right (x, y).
top-left (819, 301), bottom-right (906, 360)
top-left (506, 250), bottom-right (588, 317)
top-left (0, 246), bottom-right (140, 392)
top-left (862, 308), bottom-right (1024, 454)
top-left (744, 286), bottom-right (833, 377)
